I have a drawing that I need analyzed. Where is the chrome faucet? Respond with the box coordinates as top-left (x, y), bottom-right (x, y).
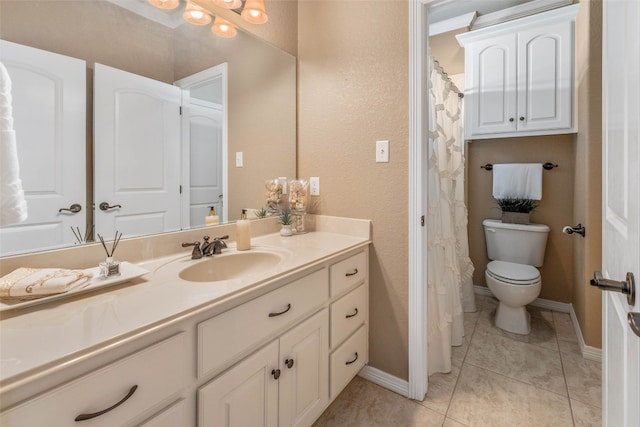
top-left (181, 241), bottom-right (203, 259)
top-left (202, 235), bottom-right (229, 256)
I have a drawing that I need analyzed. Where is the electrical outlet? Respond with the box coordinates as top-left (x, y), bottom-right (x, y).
top-left (310, 177), bottom-right (320, 196)
top-left (376, 140), bottom-right (389, 162)
top-left (235, 152), bottom-right (243, 167)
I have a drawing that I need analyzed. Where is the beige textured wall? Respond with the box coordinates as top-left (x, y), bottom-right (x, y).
top-left (298, 0), bottom-right (410, 379)
top-left (572, 0), bottom-right (602, 348)
top-left (467, 136), bottom-right (576, 302)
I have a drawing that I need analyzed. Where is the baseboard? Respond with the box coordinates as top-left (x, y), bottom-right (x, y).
top-left (569, 304), bottom-right (602, 362)
top-left (473, 286), bottom-right (602, 362)
top-left (358, 365), bottom-right (409, 398)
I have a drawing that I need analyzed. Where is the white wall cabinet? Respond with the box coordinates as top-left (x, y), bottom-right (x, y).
top-left (457, 4), bottom-right (578, 139)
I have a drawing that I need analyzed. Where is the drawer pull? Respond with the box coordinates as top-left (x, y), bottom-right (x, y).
top-left (268, 303), bottom-right (291, 317)
top-left (346, 308), bottom-right (359, 319)
top-left (345, 268), bottom-right (359, 277)
top-left (74, 385), bottom-right (138, 422)
top-left (345, 352), bottom-right (359, 365)
top-left (272, 369), bottom-right (281, 380)
top-left (285, 358), bottom-right (295, 369)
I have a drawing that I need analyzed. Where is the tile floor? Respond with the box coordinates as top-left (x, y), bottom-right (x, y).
top-left (313, 295), bottom-right (602, 427)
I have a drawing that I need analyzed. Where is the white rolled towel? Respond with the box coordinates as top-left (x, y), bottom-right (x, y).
top-left (0, 267), bottom-right (93, 299)
top-left (492, 163), bottom-right (543, 200)
top-left (0, 62), bottom-right (28, 226)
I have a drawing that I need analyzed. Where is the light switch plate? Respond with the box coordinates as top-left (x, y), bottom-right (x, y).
top-left (235, 152), bottom-right (243, 167)
top-left (376, 140), bottom-right (389, 163)
top-left (310, 177), bottom-right (320, 196)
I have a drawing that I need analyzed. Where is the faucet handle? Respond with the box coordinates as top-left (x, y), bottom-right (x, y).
top-left (212, 235), bottom-right (228, 254)
top-left (182, 241), bottom-right (203, 259)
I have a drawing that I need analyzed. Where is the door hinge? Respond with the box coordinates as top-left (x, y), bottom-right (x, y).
top-left (179, 185), bottom-right (182, 194)
top-left (421, 215), bottom-right (425, 227)
top-left (179, 106), bottom-right (182, 115)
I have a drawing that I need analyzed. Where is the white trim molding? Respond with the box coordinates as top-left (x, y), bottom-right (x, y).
top-left (358, 366), bottom-right (410, 398)
top-left (472, 0), bottom-right (573, 30)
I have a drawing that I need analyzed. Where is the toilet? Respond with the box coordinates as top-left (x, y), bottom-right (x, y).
top-left (482, 219), bottom-right (550, 335)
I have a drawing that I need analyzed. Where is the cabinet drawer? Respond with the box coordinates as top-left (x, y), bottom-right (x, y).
top-left (329, 325), bottom-right (368, 399)
top-left (198, 268), bottom-right (328, 378)
top-left (1, 333), bottom-right (186, 427)
top-left (330, 284), bottom-right (368, 348)
top-left (330, 251), bottom-right (367, 297)
top-left (139, 399), bottom-right (186, 427)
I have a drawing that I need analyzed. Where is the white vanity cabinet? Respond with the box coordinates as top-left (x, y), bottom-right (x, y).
top-left (1, 333), bottom-right (188, 427)
top-left (457, 5), bottom-right (578, 139)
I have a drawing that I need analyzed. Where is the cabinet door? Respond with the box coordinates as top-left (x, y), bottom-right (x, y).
top-left (517, 21), bottom-right (573, 132)
top-left (465, 33), bottom-right (517, 136)
top-left (279, 309), bottom-right (329, 427)
top-left (198, 341), bottom-right (279, 427)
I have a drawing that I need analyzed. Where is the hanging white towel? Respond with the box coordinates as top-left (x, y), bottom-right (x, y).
top-left (0, 62), bottom-right (28, 226)
top-left (492, 163), bottom-right (543, 200)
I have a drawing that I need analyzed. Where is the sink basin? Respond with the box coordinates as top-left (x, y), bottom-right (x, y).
top-left (178, 251), bottom-right (283, 282)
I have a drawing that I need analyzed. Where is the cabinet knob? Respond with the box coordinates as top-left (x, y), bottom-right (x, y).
top-left (285, 358), bottom-right (294, 369)
top-left (519, 116), bottom-right (525, 121)
top-left (509, 117), bottom-right (514, 122)
top-left (271, 368), bottom-right (281, 380)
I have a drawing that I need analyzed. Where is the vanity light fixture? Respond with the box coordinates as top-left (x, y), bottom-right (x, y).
top-left (147, 0), bottom-right (180, 9)
top-left (211, 16), bottom-right (238, 37)
top-left (241, 0), bottom-right (268, 24)
top-left (212, 0), bottom-right (243, 10)
top-left (183, 1), bottom-right (212, 25)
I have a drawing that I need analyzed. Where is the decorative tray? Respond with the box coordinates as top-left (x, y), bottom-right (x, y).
top-left (0, 262), bottom-right (149, 312)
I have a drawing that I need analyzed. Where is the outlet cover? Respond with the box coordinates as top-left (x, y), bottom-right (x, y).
top-left (235, 152), bottom-right (243, 167)
top-left (376, 140), bottom-right (389, 163)
top-left (310, 177), bottom-right (320, 196)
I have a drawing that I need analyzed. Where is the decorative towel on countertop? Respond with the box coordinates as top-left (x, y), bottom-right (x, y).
top-left (492, 163), bottom-right (543, 200)
top-left (0, 267), bottom-right (92, 300)
top-left (0, 61), bottom-right (28, 226)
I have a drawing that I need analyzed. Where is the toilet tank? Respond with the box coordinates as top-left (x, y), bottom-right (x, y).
top-left (482, 219), bottom-right (550, 267)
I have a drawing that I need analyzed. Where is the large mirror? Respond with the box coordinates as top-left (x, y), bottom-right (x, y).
top-left (0, 0), bottom-right (296, 256)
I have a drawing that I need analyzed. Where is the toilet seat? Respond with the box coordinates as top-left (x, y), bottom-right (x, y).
top-left (486, 260), bottom-right (540, 285)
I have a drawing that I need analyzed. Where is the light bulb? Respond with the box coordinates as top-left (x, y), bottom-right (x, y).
top-left (241, 0), bottom-right (268, 24)
top-left (211, 16), bottom-right (237, 38)
top-left (183, 2), bottom-right (212, 25)
top-left (148, 0), bottom-right (179, 10)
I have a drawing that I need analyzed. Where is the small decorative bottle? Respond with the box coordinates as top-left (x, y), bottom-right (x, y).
top-left (236, 209), bottom-right (251, 251)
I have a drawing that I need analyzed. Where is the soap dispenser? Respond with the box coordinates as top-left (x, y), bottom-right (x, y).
top-left (205, 206), bottom-right (219, 226)
top-left (236, 209), bottom-right (251, 251)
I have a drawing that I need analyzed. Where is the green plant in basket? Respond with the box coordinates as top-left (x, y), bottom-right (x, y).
top-left (496, 198), bottom-right (538, 213)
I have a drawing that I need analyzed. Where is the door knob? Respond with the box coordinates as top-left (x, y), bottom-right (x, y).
top-left (58, 203), bottom-right (82, 213)
top-left (99, 202), bottom-right (122, 211)
top-left (629, 312), bottom-right (640, 337)
top-left (590, 271), bottom-right (636, 305)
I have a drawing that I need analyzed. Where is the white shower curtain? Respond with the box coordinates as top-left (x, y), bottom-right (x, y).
top-left (427, 57), bottom-right (476, 375)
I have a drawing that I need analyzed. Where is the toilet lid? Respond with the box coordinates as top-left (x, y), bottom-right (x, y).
top-left (487, 260), bottom-right (540, 285)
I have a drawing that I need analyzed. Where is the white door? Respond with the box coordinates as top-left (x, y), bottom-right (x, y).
top-left (601, 0), bottom-right (640, 425)
top-left (94, 64), bottom-right (181, 240)
top-left (198, 340), bottom-right (279, 427)
top-left (279, 309), bottom-right (328, 427)
top-left (185, 101), bottom-right (224, 228)
top-left (0, 40), bottom-right (85, 255)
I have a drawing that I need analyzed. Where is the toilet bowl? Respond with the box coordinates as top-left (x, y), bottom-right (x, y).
top-left (485, 260), bottom-right (541, 334)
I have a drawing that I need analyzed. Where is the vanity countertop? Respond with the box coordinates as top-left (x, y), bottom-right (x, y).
top-left (0, 227), bottom-right (371, 391)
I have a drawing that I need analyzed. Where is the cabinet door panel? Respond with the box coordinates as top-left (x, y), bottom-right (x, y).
top-left (466, 34), bottom-right (517, 136)
top-left (198, 341), bottom-right (279, 427)
top-left (279, 309), bottom-right (329, 427)
top-left (517, 21), bottom-right (573, 131)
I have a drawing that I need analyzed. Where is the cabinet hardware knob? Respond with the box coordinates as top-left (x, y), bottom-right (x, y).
top-left (345, 268), bottom-right (358, 277)
top-left (285, 358), bottom-right (294, 369)
top-left (509, 117), bottom-right (514, 122)
top-left (268, 303), bottom-right (291, 317)
top-left (99, 202), bottom-right (122, 211)
top-left (346, 308), bottom-right (359, 319)
top-left (272, 369), bottom-right (281, 380)
top-left (519, 116), bottom-right (525, 121)
top-left (58, 203), bottom-right (82, 213)
top-left (345, 352), bottom-right (359, 365)
top-left (74, 385), bottom-right (138, 422)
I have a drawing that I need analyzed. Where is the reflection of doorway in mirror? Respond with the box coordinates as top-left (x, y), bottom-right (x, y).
top-left (175, 63), bottom-right (228, 228)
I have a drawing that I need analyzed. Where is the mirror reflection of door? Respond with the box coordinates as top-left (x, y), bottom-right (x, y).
top-left (0, 40), bottom-right (86, 256)
top-left (94, 63), bottom-right (182, 240)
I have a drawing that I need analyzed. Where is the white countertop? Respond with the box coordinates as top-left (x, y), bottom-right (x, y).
top-left (0, 230), bottom-right (370, 389)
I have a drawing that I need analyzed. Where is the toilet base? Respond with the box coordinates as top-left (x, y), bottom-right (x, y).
top-left (494, 303), bottom-right (531, 335)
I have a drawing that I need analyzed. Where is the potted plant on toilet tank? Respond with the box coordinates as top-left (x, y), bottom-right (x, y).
top-left (496, 197), bottom-right (538, 224)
